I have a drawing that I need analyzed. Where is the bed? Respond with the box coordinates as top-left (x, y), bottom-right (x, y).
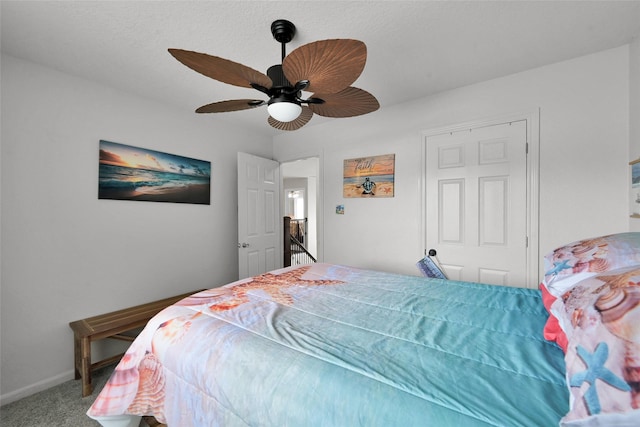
top-left (87, 233), bottom-right (640, 426)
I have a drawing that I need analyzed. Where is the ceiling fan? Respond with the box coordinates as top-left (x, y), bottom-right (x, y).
top-left (168, 19), bottom-right (379, 131)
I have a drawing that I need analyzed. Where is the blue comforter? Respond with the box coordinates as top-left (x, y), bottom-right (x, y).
top-left (89, 263), bottom-right (568, 426)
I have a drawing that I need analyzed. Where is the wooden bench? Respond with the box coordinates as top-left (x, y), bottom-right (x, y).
top-left (69, 290), bottom-right (202, 397)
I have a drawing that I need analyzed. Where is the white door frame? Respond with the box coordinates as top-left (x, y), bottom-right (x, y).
top-left (420, 109), bottom-right (540, 287)
top-left (279, 155), bottom-right (323, 263)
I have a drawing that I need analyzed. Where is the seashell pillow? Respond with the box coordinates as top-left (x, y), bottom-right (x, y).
top-left (553, 266), bottom-right (640, 426)
top-left (541, 233), bottom-right (640, 353)
top-left (543, 233), bottom-right (640, 298)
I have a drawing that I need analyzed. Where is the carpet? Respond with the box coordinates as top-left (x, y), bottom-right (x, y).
top-left (0, 367), bottom-right (160, 427)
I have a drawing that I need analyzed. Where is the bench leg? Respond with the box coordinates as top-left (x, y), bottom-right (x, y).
top-left (73, 334), bottom-right (81, 380)
top-left (79, 336), bottom-right (92, 397)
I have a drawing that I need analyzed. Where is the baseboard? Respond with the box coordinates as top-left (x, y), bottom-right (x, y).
top-left (0, 369), bottom-right (75, 407)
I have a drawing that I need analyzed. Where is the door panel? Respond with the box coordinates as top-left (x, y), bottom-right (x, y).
top-left (479, 268), bottom-right (509, 286)
top-left (439, 179), bottom-right (464, 243)
top-left (425, 120), bottom-right (528, 287)
top-left (479, 176), bottom-right (507, 245)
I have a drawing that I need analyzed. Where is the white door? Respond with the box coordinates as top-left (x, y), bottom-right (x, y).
top-left (237, 152), bottom-right (280, 279)
top-left (424, 120), bottom-right (531, 287)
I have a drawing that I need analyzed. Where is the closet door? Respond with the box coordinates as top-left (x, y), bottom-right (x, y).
top-left (425, 120), bottom-right (530, 287)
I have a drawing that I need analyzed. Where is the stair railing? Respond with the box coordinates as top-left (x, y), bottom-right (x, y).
top-left (283, 217), bottom-right (316, 267)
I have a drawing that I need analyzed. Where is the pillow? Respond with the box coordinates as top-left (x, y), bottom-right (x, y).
top-left (540, 234), bottom-right (640, 425)
top-left (541, 233), bottom-right (640, 352)
top-left (553, 266), bottom-right (640, 425)
top-left (543, 233), bottom-right (640, 299)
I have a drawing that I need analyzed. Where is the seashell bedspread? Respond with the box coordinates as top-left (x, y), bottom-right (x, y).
top-left (88, 263), bottom-right (567, 426)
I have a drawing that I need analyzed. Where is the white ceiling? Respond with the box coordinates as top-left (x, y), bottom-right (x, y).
top-left (2, 1), bottom-right (640, 137)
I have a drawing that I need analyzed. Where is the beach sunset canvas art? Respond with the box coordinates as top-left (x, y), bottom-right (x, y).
top-left (98, 140), bottom-right (211, 204)
top-left (343, 154), bottom-right (395, 198)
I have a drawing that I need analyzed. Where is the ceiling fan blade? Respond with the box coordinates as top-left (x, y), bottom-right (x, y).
top-left (308, 87), bottom-right (379, 118)
top-left (283, 39), bottom-right (367, 94)
top-left (169, 49), bottom-right (272, 89)
top-left (196, 99), bottom-right (265, 114)
top-left (268, 106), bottom-right (313, 131)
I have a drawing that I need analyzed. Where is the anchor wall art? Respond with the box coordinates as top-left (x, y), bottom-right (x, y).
top-left (343, 154), bottom-right (395, 198)
top-left (98, 140), bottom-right (211, 205)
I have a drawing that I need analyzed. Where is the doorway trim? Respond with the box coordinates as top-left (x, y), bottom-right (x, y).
top-left (420, 109), bottom-right (540, 287)
top-left (279, 155), bottom-right (323, 263)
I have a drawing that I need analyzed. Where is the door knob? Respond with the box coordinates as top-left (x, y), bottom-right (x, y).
top-left (238, 243), bottom-right (250, 248)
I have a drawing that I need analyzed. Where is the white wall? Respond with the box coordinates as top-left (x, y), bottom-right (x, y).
top-left (274, 46), bottom-right (630, 278)
top-left (0, 54), bottom-right (272, 403)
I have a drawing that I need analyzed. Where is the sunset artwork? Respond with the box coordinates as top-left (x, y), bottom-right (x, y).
top-left (343, 154), bottom-right (395, 198)
top-left (98, 140), bottom-right (211, 204)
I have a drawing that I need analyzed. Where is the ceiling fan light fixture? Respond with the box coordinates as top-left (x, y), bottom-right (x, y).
top-left (267, 100), bottom-right (302, 122)
top-left (170, 19), bottom-right (378, 131)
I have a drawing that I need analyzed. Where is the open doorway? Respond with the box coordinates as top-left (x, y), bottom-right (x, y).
top-left (281, 157), bottom-right (319, 262)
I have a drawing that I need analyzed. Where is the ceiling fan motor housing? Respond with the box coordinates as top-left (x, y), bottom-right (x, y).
top-left (267, 65), bottom-right (293, 88)
top-left (266, 64), bottom-right (302, 122)
top-left (266, 64), bottom-right (301, 108)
